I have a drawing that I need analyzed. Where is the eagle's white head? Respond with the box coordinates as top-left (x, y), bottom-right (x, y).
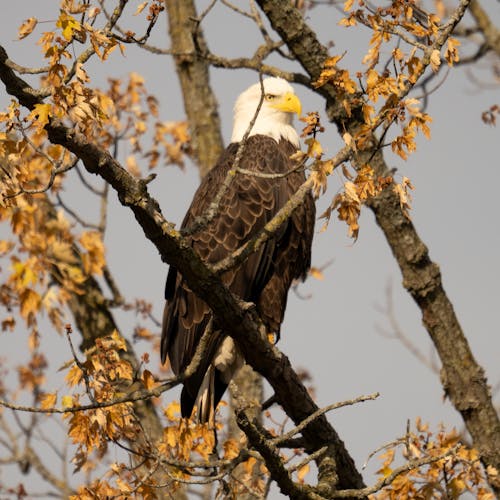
top-left (231, 77), bottom-right (301, 148)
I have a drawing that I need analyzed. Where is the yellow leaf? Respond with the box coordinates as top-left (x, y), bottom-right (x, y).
top-left (51, 240), bottom-right (77, 264)
top-left (61, 395), bottom-right (74, 408)
top-left (165, 401), bottom-right (181, 422)
top-left (91, 409), bottom-right (107, 427)
top-left (115, 477), bottom-right (132, 494)
top-left (486, 465), bottom-right (498, 481)
top-left (344, 181), bottom-right (360, 203)
top-left (110, 330), bottom-right (127, 351)
top-left (27, 103), bottom-right (51, 131)
top-left (343, 0), bottom-right (354, 11)
top-left (18, 17), bottom-right (38, 39)
top-left (339, 15), bottom-right (357, 27)
top-left (134, 1), bottom-right (148, 15)
top-left (20, 288), bottom-right (41, 318)
top-left (447, 477), bottom-right (466, 497)
top-left (11, 260), bottom-right (38, 287)
top-left (164, 426), bottom-right (178, 447)
top-left (309, 267), bottom-right (324, 280)
top-left (40, 392), bottom-right (57, 410)
top-left (305, 137), bottom-right (323, 158)
top-left (223, 439), bottom-right (240, 459)
top-left (79, 231), bottom-right (105, 275)
top-left (244, 456), bottom-right (257, 475)
top-left (65, 364), bottom-right (83, 387)
top-left (393, 177), bottom-right (414, 217)
top-left (141, 369), bottom-right (156, 390)
top-left (75, 62), bottom-right (90, 83)
top-left (0, 240), bottom-right (13, 256)
top-left (200, 425), bottom-right (215, 457)
top-left (445, 38), bottom-right (460, 66)
top-left (379, 465), bottom-right (393, 478)
top-left (64, 264), bottom-right (86, 285)
top-left (56, 12), bottom-right (81, 42)
top-left (297, 463), bottom-right (310, 483)
top-left (362, 104), bottom-right (375, 125)
top-left (430, 49), bottom-right (441, 73)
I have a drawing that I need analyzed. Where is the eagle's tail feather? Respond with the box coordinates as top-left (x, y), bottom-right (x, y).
top-left (195, 364), bottom-right (216, 426)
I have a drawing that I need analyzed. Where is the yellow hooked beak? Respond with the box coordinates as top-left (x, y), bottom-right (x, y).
top-left (272, 92), bottom-right (302, 118)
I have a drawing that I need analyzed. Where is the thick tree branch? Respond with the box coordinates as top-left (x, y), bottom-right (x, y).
top-left (255, 0), bottom-right (500, 494)
top-left (469, 0), bottom-right (500, 57)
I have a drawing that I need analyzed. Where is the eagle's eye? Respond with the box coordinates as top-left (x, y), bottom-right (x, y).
top-left (265, 93), bottom-right (277, 101)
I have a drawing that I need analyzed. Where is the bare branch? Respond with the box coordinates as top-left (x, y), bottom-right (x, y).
top-left (272, 393), bottom-right (380, 447)
top-left (3, 59), bottom-right (49, 75)
top-left (375, 281), bottom-right (440, 374)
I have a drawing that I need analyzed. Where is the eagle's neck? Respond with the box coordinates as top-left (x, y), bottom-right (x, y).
top-left (230, 109), bottom-right (300, 148)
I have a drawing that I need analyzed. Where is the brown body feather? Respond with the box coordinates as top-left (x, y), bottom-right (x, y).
top-left (161, 135), bottom-right (315, 422)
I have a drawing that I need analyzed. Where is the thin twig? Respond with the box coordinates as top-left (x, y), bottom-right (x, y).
top-left (271, 392), bottom-right (380, 446)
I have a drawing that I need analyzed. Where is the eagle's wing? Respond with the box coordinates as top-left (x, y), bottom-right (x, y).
top-left (161, 135), bottom-right (314, 419)
top-left (258, 139), bottom-right (315, 335)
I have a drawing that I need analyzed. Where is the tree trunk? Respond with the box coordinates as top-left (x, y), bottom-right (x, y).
top-left (164, 0), bottom-right (223, 178)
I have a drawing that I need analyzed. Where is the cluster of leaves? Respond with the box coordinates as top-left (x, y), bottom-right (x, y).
top-left (47, 331), bottom-right (134, 469)
top-left (314, 0), bottom-right (461, 161)
top-left (0, 184), bottom-right (105, 339)
top-left (0, 2), bottom-right (192, 496)
top-left (322, 165), bottom-right (394, 239)
top-left (62, 349), bottom-right (272, 498)
top-left (301, 0), bottom-right (465, 238)
top-left (298, 112), bottom-right (409, 239)
top-left (1, 0), bottom-right (192, 361)
top-left (12, 0), bottom-right (190, 174)
top-left (373, 419), bottom-right (496, 499)
top-left (59, 330), bottom-right (160, 497)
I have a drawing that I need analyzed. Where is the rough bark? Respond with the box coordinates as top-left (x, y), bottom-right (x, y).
top-left (255, 0), bottom-right (500, 494)
top-left (164, 0), bottom-right (224, 177)
top-left (469, 0), bottom-right (500, 57)
top-left (228, 365), bottom-right (265, 499)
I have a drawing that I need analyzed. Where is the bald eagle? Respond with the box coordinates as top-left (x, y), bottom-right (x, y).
top-left (161, 78), bottom-right (315, 424)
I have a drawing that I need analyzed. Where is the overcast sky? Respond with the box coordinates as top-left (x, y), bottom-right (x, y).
top-left (0, 1), bottom-right (499, 497)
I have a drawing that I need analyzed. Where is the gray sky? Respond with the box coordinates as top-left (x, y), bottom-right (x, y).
top-left (0, 0), bottom-right (499, 496)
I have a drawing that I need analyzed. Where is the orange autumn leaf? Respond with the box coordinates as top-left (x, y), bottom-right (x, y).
top-left (18, 17), bottom-right (38, 39)
top-left (40, 391), bottom-right (57, 410)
